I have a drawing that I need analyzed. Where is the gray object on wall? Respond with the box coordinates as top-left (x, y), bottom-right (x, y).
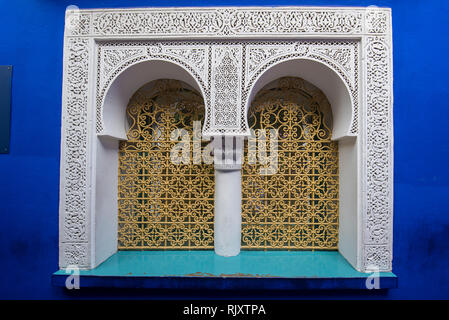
top-left (0, 65), bottom-right (12, 154)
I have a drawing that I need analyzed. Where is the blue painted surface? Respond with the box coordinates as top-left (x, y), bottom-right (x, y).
top-left (0, 0), bottom-right (448, 299)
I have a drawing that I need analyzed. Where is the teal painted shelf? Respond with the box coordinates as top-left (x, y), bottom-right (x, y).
top-left (52, 251), bottom-right (397, 290)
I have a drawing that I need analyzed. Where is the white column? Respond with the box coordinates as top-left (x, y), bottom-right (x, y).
top-left (214, 169), bottom-right (241, 256)
top-left (213, 136), bottom-right (243, 257)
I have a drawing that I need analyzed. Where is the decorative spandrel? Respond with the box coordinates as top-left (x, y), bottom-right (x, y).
top-left (118, 80), bottom-right (214, 249)
top-left (242, 77), bottom-right (339, 250)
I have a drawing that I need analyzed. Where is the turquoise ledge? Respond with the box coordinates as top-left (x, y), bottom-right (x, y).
top-left (52, 251), bottom-right (397, 290)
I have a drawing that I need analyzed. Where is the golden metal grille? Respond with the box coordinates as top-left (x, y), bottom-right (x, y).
top-left (118, 80), bottom-right (214, 249)
top-left (241, 77), bottom-right (339, 250)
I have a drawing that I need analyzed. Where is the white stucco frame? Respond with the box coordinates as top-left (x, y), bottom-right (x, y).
top-left (59, 6), bottom-right (393, 272)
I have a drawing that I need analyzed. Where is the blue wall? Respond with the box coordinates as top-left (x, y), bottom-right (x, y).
top-left (0, 0), bottom-right (448, 299)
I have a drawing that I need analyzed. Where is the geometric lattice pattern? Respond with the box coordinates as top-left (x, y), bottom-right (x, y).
top-left (242, 77), bottom-right (339, 250)
top-left (118, 80), bottom-right (214, 249)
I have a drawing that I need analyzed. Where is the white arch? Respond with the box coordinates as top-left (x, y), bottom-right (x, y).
top-left (245, 58), bottom-right (355, 141)
top-left (92, 59), bottom-right (208, 266)
top-left (100, 59), bottom-right (206, 140)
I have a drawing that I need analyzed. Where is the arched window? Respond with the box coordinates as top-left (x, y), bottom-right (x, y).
top-left (117, 80), bottom-right (214, 249)
top-left (242, 77), bottom-right (339, 250)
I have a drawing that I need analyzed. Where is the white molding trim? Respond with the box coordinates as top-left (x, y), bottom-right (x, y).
top-left (59, 6), bottom-right (393, 272)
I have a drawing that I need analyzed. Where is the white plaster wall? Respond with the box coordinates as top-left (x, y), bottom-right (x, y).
top-left (337, 138), bottom-right (359, 269)
top-left (93, 136), bottom-right (118, 267)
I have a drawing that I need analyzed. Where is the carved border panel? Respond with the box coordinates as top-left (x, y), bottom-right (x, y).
top-left (66, 7), bottom-right (390, 37)
top-left (60, 7), bottom-right (393, 272)
top-left (362, 36), bottom-right (393, 271)
top-left (59, 37), bottom-right (91, 268)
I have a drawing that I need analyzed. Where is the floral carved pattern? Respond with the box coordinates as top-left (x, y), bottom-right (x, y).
top-left (101, 48), bottom-right (145, 88)
top-left (246, 46), bottom-right (295, 79)
top-left (313, 47), bottom-right (353, 74)
top-left (211, 46), bottom-right (242, 128)
top-left (61, 38), bottom-right (90, 268)
top-left (164, 47), bottom-right (208, 76)
top-left (362, 36), bottom-right (393, 271)
top-left (91, 9), bottom-right (364, 36)
top-left (365, 10), bottom-right (388, 34)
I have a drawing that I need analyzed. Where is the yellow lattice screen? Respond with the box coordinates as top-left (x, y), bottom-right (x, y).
top-left (118, 77), bottom-right (338, 250)
top-left (241, 77), bottom-right (339, 250)
top-left (118, 80), bottom-right (214, 249)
